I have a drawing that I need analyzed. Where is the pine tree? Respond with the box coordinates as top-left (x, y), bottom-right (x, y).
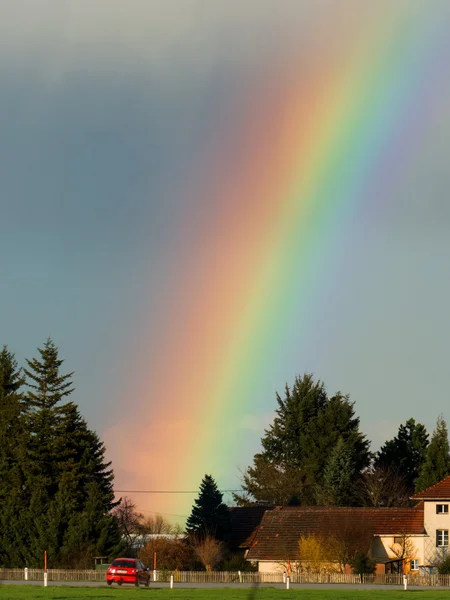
top-left (20, 339), bottom-right (121, 567)
top-left (318, 437), bottom-right (357, 506)
top-left (375, 418), bottom-right (429, 493)
top-left (0, 346), bottom-right (27, 566)
top-left (415, 416), bottom-right (450, 492)
top-left (186, 475), bottom-right (230, 541)
top-left (24, 338), bottom-right (75, 497)
top-left (238, 374), bottom-right (370, 505)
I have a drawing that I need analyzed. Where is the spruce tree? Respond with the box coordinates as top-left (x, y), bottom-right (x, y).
top-left (20, 339), bottom-right (121, 566)
top-left (24, 338), bottom-right (75, 497)
top-left (415, 416), bottom-right (450, 492)
top-left (375, 418), bottom-right (429, 493)
top-left (186, 475), bottom-right (230, 541)
top-left (238, 374), bottom-right (370, 505)
top-left (0, 346), bottom-right (27, 566)
top-left (318, 437), bottom-right (357, 506)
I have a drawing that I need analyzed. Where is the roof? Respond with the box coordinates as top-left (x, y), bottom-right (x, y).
top-left (229, 506), bottom-right (271, 549)
top-left (412, 475), bottom-right (450, 500)
top-left (246, 505), bottom-right (425, 561)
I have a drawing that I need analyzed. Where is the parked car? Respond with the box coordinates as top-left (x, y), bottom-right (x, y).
top-left (106, 558), bottom-right (150, 586)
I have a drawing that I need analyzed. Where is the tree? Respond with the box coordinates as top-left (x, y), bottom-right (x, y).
top-left (297, 535), bottom-right (340, 574)
top-left (139, 537), bottom-right (193, 571)
top-left (0, 347), bottom-right (27, 567)
top-left (415, 416), bottom-right (450, 493)
top-left (317, 437), bottom-right (357, 506)
top-left (193, 535), bottom-right (224, 572)
top-left (23, 338), bottom-right (75, 498)
top-left (112, 497), bottom-right (145, 555)
top-left (389, 533), bottom-right (418, 569)
top-left (186, 475), bottom-right (231, 541)
top-left (17, 339), bottom-right (122, 567)
top-left (357, 466), bottom-right (409, 507)
top-left (239, 374), bottom-right (370, 505)
top-left (375, 418), bottom-right (428, 493)
top-left (350, 552), bottom-right (375, 575)
top-left (233, 455), bottom-right (303, 506)
top-left (142, 514), bottom-right (183, 535)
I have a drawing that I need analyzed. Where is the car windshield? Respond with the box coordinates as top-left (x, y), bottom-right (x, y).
top-left (111, 560), bottom-right (135, 568)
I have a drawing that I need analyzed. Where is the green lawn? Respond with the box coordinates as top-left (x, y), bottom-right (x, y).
top-left (1, 587), bottom-right (450, 600)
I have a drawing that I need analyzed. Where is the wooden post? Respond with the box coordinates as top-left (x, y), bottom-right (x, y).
top-left (153, 552), bottom-right (157, 581)
top-left (44, 550), bottom-right (48, 586)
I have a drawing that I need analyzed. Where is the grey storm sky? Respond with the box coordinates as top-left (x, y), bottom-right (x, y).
top-left (1, 1), bottom-right (450, 513)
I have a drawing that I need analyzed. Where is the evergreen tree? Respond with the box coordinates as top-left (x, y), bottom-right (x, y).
top-left (317, 437), bottom-right (357, 506)
top-left (375, 418), bottom-right (428, 493)
top-left (238, 374), bottom-right (370, 505)
top-left (18, 339), bottom-right (121, 567)
top-left (186, 475), bottom-right (230, 541)
top-left (23, 338), bottom-right (75, 497)
top-left (415, 416), bottom-right (450, 493)
top-left (0, 346), bottom-right (27, 567)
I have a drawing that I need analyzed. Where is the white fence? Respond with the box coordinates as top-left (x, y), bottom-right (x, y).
top-left (1, 569), bottom-right (450, 586)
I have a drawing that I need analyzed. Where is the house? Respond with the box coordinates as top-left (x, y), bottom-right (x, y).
top-left (228, 506), bottom-right (272, 556)
top-left (243, 475), bottom-right (450, 574)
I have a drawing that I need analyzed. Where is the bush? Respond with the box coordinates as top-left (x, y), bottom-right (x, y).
top-left (138, 537), bottom-right (193, 571)
top-left (350, 552), bottom-right (376, 575)
top-left (438, 554), bottom-right (450, 574)
top-left (220, 554), bottom-right (258, 572)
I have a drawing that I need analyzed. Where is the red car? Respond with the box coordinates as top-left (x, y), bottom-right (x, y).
top-left (106, 557), bottom-right (150, 587)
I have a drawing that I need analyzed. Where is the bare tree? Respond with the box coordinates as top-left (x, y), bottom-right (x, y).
top-left (112, 497), bottom-right (146, 553)
top-left (194, 535), bottom-right (224, 572)
top-left (142, 514), bottom-right (183, 535)
top-left (358, 466), bottom-right (409, 507)
top-left (319, 512), bottom-right (372, 572)
top-left (389, 533), bottom-right (418, 564)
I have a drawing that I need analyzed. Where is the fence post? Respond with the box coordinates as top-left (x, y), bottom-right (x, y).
top-left (170, 574), bottom-right (174, 589)
top-left (44, 572), bottom-right (48, 587)
top-left (403, 574), bottom-right (407, 590)
top-left (286, 576), bottom-right (290, 590)
top-left (238, 570), bottom-right (242, 583)
top-left (24, 567), bottom-right (28, 581)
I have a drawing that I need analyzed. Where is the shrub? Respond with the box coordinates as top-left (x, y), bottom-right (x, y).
top-left (350, 552), bottom-right (376, 575)
top-left (138, 537), bottom-right (193, 571)
top-left (438, 555), bottom-right (450, 574)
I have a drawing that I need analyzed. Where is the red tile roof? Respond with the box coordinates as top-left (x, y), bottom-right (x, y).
top-left (229, 506), bottom-right (272, 549)
top-left (246, 505), bottom-right (425, 561)
top-left (412, 475), bottom-right (450, 500)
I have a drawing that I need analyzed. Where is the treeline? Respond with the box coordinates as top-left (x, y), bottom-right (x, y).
top-left (0, 339), bottom-right (123, 568)
top-left (234, 374), bottom-right (450, 507)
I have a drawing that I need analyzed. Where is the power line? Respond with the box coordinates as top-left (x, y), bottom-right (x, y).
top-left (114, 489), bottom-right (243, 494)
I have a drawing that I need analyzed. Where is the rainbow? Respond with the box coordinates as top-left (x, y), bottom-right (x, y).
top-left (105, 3), bottom-right (447, 520)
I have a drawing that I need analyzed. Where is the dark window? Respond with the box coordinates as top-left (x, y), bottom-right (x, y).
top-left (394, 536), bottom-right (402, 545)
top-left (437, 504), bottom-right (449, 514)
top-left (111, 559), bottom-right (136, 568)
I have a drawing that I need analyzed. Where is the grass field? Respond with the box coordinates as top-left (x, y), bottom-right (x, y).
top-left (2, 587), bottom-right (450, 600)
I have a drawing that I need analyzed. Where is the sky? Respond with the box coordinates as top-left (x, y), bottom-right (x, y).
top-left (1, 0), bottom-right (450, 524)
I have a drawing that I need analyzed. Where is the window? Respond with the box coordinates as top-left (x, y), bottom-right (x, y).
top-left (436, 530), bottom-right (448, 547)
top-left (393, 536), bottom-right (403, 545)
top-left (436, 504), bottom-right (449, 514)
top-left (410, 560), bottom-right (419, 571)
